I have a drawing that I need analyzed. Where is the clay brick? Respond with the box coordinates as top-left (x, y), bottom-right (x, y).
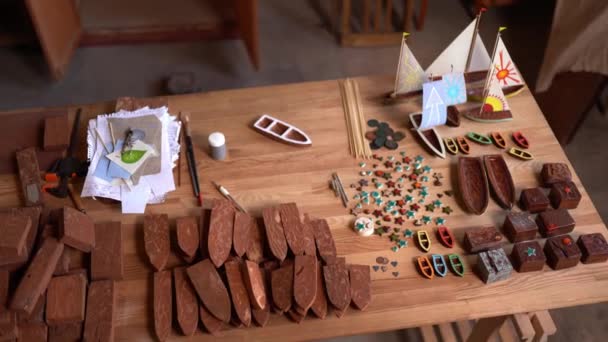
top-left (11, 238), bottom-right (64, 315)
top-left (0, 311), bottom-right (17, 340)
top-left (91, 222), bottom-right (123, 281)
top-left (0, 212), bottom-right (31, 257)
top-left (173, 267), bottom-right (198, 336)
top-left (48, 322), bottom-right (82, 342)
top-left (176, 216), bottom-right (199, 262)
top-left (153, 270), bottom-right (172, 341)
top-left (17, 321), bottom-right (48, 342)
top-left (16, 147), bottom-right (43, 207)
top-left (45, 273), bottom-right (87, 325)
top-left (144, 214), bottom-right (170, 271)
top-left (43, 115), bottom-right (69, 151)
top-left (83, 280), bottom-right (116, 342)
top-left (59, 207), bottom-right (95, 253)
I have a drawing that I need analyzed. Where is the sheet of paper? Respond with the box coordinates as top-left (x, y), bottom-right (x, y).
top-left (106, 140), bottom-right (157, 175)
top-left (121, 180), bottom-right (151, 214)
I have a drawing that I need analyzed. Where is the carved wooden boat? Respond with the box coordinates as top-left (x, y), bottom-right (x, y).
top-left (483, 154), bottom-right (515, 209)
top-left (512, 131), bottom-right (529, 149)
top-left (417, 230), bottom-right (431, 252)
top-left (417, 256), bottom-right (435, 279)
top-left (446, 106), bottom-right (460, 127)
top-left (456, 137), bottom-right (470, 154)
top-left (437, 226), bottom-right (455, 248)
top-left (409, 113), bottom-right (446, 159)
top-left (443, 138), bottom-right (458, 155)
top-left (508, 147), bottom-right (533, 160)
top-left (431, 254), bottom-right (448, 277)
top-left (466, 132), bottom-right (492, 145)
top-left (253, 114), bottom-right (312, 146)
top-left (490, 132), bottom-right (506, 149)
top-left (448, 254), bottom-right (465, 277)
top-left (466, 83), bottom-right (526, 100)
top-left (458, 157), bottom-right (489, 215)
top-left (462, 106), bottom-right (513, 123)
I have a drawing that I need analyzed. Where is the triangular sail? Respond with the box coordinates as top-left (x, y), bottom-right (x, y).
top-left (393, 36), bottom-right (425, 95)
top-left (419, 80), bottom-right (447, 130)
top-left (425, 19), bottom-right (477, 76)
top-left (481, 76), bottom-right (510, 113)
top-left (490, 36), bottom-right (523, 88)
top-left (468, 34), bottom-right (492, 72)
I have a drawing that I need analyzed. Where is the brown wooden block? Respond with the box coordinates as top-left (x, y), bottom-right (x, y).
top-left (144, 214), bottom-right (170, 271)
top-left (59, 207), bottom-right (95, 253)
top-left (176, 216), bottom-right (199, 263)
top-left (245, 218), bottom-right (265, 263)
top-left (0, 207), bottom-right (42, 270)
top-left (279, 203), bottom-right (305, 255)
top-left (293, 255), bottom-right (317, 311)
top-left (53, 246), bottom-right (85, 276)
top-left (519, 188), bottom-right (550, 213)
top-left (577, 233), bottom-right (608, 264)
top-left (233, 212), bottom-right (252, 258)
top-left (0, 212), bottom-right (31, 257)
top-left (287, 308), bottom-right (306, 324)
top-left (463, 226), bottom-right (504, 253)
top-left (199, 208), bottom-right (211, 260)
top-left (17, 321), bottom-right (48, 341)
top-left (310, 262), bottom-right (328, 319)
top-left (45, 273), bottom-right (87, 325)
top-left (544, 235), bottom-right (581, 270)
top-left (0, 311), bottom-right (17, 340)
top-left (16, 147), bottom-right (43, 207)
top-left (11, 237), bottom-right (64, 315)
top-left (323, 261), bottom-right (351, 311)
top-left (83, 280), bottom-right (116, 342)
top-left (261, 207), bottom-right (288, 261)
top-left (0, 271), bottom-right (8, 312)
top-left (301, 215), bottom-right (317, 256)
top-left (199, 304), bottom-right (224, 336)
top-left (541, 162), bottom-right (571, 187)
top-left (349, 264), bottom-right (371, 310)
top-left (251, 305), bottom-right (270, 328)
top-left (271, 264), bottom-right (293, 313)
top-left (91, 222), bottom-right (123, 281)
top-left (18, 291), bottom-right (46, 323)
top-left (43, 115), bottom-right (69, 151)
top-left (153, 270), bottom-right (172, 341)
top-left (549, 181), bottom-right (582, 209)
top-left (224, 260), bottom-right (252, 327)
top-left (208, 201), bottom-right (235, 268)
top-left (48, 322), bottom-right (82, 342)
top-left (537, 209), bottom-right (575, 238)
top-left (511, 241), bottom-right (546, 272)
top-left (173, 267), bottom-right (198, 336)
top-left (241, 260), bottom-right (267, 310)
top-left (311, 218), bottom-right (337, 264)
top-left (503, 211), bottom-right (538, 243)
top-left (186, 259), bottom-right (231, 323)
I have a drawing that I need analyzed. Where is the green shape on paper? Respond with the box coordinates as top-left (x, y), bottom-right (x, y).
top-left (121, 150), bottom-right (146, 164)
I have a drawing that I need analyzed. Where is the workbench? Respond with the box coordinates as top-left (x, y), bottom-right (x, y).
top-left (0, 75), bottom-right (607, 341)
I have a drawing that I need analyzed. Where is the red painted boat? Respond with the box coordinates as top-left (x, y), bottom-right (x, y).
top-left (512, 131), bottom-right (529, 149)
top-left (417, 256), bottom-right (435, 279)
top-left (437, 226), bottom-right (455, 248)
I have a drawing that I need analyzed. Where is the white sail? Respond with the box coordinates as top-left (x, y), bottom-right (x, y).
top-left (393, 36), bottom-right (426, 95)
top-left (419, 80), bottom-right (447, 130)
top-left (425, 19), bottom-right (477, 76)
top-left (481, 76), bottom-right (510, 113)
top-left (469, 33), bottom-right (492, 72)
top-left (490, 36), bottom-right (523, 87)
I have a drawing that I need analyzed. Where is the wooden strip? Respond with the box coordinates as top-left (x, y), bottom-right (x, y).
top-left (261, 207), bottom-right (288, 261)
top-left (242, 260), bottom-right (267, 310)
top-left (341, 0), bottom-right (351, 35)
top-left (233, 212), bottom-right (252, 257)
top-left (271, 264), bottom-right (293, 312)
top-left (187, 259), bottom-right (231, 323)
top-left (279, 203), bottom-right (305, 255)
top-left (385, 0), bottom-right (393, 31)
top-left (511, 313), bottom-right (535, 341)
top-left (349, 264), bottom-right (371, 310)
top-left (374, 0), bottom-right (383, 32)
top-left (499, 318), bottom-right (521, 342)
top-left (419, 325), bottom-right (438, 342)
top-left (91, 222), bottom-right (123, 281)
top-left (530, 311), bottom-right (557, 342)
top-left (173, 267), bottom-right (198, 336)
top-left (246, 217), bottom-right (265, 263)
top-left (153, 270), bottom-right (172, 341)
top-left (404, 0), bottom-right (414, 31)
top-left (16, 147), bottom-right (42, 207)
top-left (144, 214), bottom-right (169, 271)
top-left (363, 0), bottom-right (371, 32)
top-left (83, 280), bottom-right (116, 342)
top-left (455, 320), bottom-right (473, 341)
top-left (467, 316), bottom-right (508, 342)
top-left (294, 255), bottom-right (317, 311)
top-left (439, 323), bottom-right (457, 342)
top-left (208, 201), bottom-right (235, 267)
top-left (224, 260), bottom-right (252, 327)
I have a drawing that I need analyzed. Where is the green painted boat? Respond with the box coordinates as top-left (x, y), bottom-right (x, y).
top-left (448, 254), bottom-right (465, 277)
top-left (466, 132), bottom-right (492, 145)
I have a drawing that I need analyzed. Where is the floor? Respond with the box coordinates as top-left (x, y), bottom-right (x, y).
top-left (0, 0), bottom-right (606, 341)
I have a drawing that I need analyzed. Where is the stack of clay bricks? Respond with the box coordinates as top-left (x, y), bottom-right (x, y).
top-left (144, 200), bottom-right (372, 340)
top-left (0, 206), bottom-right (123, 341)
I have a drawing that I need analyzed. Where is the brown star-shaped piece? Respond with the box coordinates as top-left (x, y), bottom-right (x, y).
top-left (399, 208), bottom-right (408, 215)
top-left (392, 188), bottom-right (402, 196)
top-left (358, 179), bottom-right (369, 186)
top-left (383, 215), bottom-right (392, 222)
top-left (372, 209), bottom-right (383, 218)
top-left (408, 173), bottom-right (418, 181)
top-left (413, 182), bottom-right (422, 189)
top-left (382, 173), bottom-right (393, 180)
top-left (396, 199), bottom-right (405, 207)
top-left (410, 203), bottom-right (421, 211)
top-left (403, 156), bottom-right (412, 164)
top-left (385, 180), bottom-right (396, 188)
top-left (394, 217), bottom-right (405, 225)
top-left (384, 161), bottom-right (394, 168)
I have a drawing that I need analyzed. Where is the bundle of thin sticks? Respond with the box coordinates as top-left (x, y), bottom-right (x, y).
top-left (330, 172), bottom-right (348, 208)
top-left (339, 78), bottom-right (372, 159)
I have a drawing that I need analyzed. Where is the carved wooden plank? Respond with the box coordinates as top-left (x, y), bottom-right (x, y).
top-left (144, 214), bottom-right (169, 271)
top-left (83, 280), bottom-right (116, 342)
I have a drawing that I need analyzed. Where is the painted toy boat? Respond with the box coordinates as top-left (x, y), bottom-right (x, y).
top-left (431, 254), bottom-right (448, 277)
top-left (462, 106), bottom-right (513, 123)
top-left (483, 154), bottom-right (515, 209)
top-left (490, 132), bottom-right (507, 149)
top-left (456, 136), bottom-right (470, 155)
top-left (253, 114), bottom-right (312, 146)
top-left (444, 138), bottom-right (459, 155)
top-left (448, 254), bottom-right (465, 277)
top-left (512, 131), bottom-right (529, 149)
top-left (466, 132), bottom-right (492, 145)
top-left (409, 113), bottom-right (446, 159)
top-left (417, 230), bottom-right (432, 252)
top-left (508, 147), bottom-right (533, 160)
top-left (437, 226), bottom-right (455, 248)
top-left (417, 256), bottom-right (435, 279)
top-left (458, 157), bottom-right (489, 215)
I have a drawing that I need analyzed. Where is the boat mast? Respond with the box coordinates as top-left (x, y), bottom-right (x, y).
top-left (481, 27), bottom-right (504, 101)
top-left (464, 8), bottom-right (485, 72)
top-left (392, 32), bottom-right (409, 97)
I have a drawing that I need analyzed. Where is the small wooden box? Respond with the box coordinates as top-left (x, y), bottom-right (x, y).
top-left (549, 181), bottom-right (581, 210)
top-left (544, 235), bottom-right (581, 270)
top-left (463, 226), bottom-right (504, 253)
top-left (511, 241), bottom-right (546, 272)
top-left (536, 209), bottom-right (575, 238)
top-left (541, 163), bottom-right (571, 187)
top-left (476, 249), bottom-right (512, 283)
top-left (503, 212), bottom-right (537, 242)
top-left (577, 233), bottom-right (608, 264)
top-left (519, 188), bottom-right (550, 213)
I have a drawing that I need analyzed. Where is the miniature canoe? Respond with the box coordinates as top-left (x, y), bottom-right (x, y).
top-left (253, 114), bottom-right (312, 146)
top-left (483, 154), bottom-right (515, 209)
top-left (508, 147), bottom-right (533, 160)
top-left (512, 131), bottom-right (529, 149)
top-left (456, 137), bottom-right (470, 155)
top-left (409, 113), bottom-right (446, 159)
top-left (431, 254), bottom-right (448, 277)
top-left (490, 132), bottom-right (507, 149)
top-left (446, 106), bottom-right (460, 127)
top-left (448, 254), bottom-right (465, 277)
top-left (466, 132), bottom-right (492, 145)
top-left (457, 157), bottom-right (489, 215)
top-left (417, 230), bottom-right (431, 252)
top-left (437, 226), bottom-right (455, 248)
top-left (444, 138), bottom-right (458, 155)
top-left (417, 256), bottom-right (435, 279)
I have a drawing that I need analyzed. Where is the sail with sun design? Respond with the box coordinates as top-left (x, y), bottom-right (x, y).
top-left (390, 33), bottom-right (426, 98)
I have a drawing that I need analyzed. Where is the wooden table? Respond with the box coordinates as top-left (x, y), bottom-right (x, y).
top-left (1, 75), bottom-right (607, 341)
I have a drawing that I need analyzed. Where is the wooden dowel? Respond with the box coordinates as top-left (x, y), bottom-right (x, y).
top-left (363, 0), bottom-right (371, 32)
top-left (385, 0), bottom-right (393, 32)
top-left (374, 0), bottom-right (383, 32)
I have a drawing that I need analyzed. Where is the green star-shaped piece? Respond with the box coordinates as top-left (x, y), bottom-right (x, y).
top-left (375, 182), bottom-right (384, 189)
top-left (404, 195), bottom-right (414, 203)
top-left (400, 151), bottom-right (406, 156)
top-left (398, 239), bottom-right (408, 248)
top-left (371, 191), bottom-right (380, 198)
top-left (419, 189), bottom-right (429, 197)
top-left (442, 206), bottom-right (453, 215)
top-left (435, 217), bottom-right (446, 225)
top-left (527, 247), bottom-right (537, 257)
top-left (415, 155), bottom-right (424, 162)
top-left (391, 246), bottom-right (399, 252)
top-left (363, 198), bottom-right (370, 204)
top-left (382, 173), bottom-right (392, 180)
top-left (389, 232), bottom-right (400, 242)
top-left (425, 204), bottom-right (436, 212)
top-left (421, 216), bottom-right (432, 224)
top-left (414, 167), bottom-right (423, 175)
top-left (406, 210), bottom-right (416, 219)
top-left (423, 165), bottom-right (432, 173)
top-left (397, 177), bottom-right (404, 182)
top-left (355, 222), bottom-right (365, 231)
top-left (421, 176), bottom-right (429, 182)
top-left (395, 166), bottom-right (403, 172)
top-left (359, 162), bottom-right (366, 168)
top-left (404, 229), bottom-right (414, 238)
top-left (388, 200), bottom-right (396, 207)
top-left (391, 210), bottom-right (399, 216)
top-left (433, 200), bottom-right (442, 207)
top-left (353, 194), bottom-right (360, 200)
top-left (375, 198), bottom-right (383, 205)
top-left (405, 165), bottom-right (411, 171)
top-left (374, 228), bottom-right (384, 236)
top-left (360, 191), bottom-right (369, 197)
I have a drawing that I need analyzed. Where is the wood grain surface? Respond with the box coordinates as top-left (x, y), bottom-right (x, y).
top-left (0, 75), bottom-right (607, 341)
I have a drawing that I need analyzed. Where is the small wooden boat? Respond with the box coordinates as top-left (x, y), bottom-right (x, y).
top-left (409, 113), bottom-right (446, 159)
top-left (512, 131), bottom-right (529, 149)
top-left (437, 226), bottom-right (455, 248)
top-left (463, 107), bottom-right (513, 123)
top-left (466, 132), bottom-right (492, 145)
top-left (456, 137), bottom-right (470, 155)
top-left (446, 106), bottom-right (460, 127)
top-left (490, 132), bottom-right (507, 149)
top-left (458, 157), bottom-right (489, 215)
top-left (431, 254), bottom-right (448, 277)
top-left (448, 254), bottom-right (465, 277)
top-left (444, 138), bottom-right (459, 155)
top-left (417, 230), bottom-right (431, 252)
top-left (417, 256), bottom-right (435, 279)
top-left (253, 114), bottom-right (312, 146)
top-left (508, 147), bottom-right (533, 160)
top-left (483, 154), bottom-right (515, 209)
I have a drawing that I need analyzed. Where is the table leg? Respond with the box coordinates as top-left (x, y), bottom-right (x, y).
top-left (466, 315), bottom-right (508, 342)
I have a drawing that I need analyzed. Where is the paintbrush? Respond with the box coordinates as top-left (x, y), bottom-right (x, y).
top-left (211, 181), bottom-right (246, 213)
top-left (183, 114), bottom-right (202, 206)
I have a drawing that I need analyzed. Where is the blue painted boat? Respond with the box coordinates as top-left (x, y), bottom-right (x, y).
top-left (431, 254), bottom-right (448, 277)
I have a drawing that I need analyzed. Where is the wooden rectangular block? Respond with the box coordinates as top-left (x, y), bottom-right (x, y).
top-left (46, 273), bottom-right (87, 325)
top-left (0, 207), bottom-right (42, 271)
top-left (0, 311), bottom-right (17, 340)
top-left (173, 267), bottom-right (198, 336)
top-left (511, 241), bottom-right (546, 272)
top-left (176, 216), bottom-right (199, 262)
top-left (18, 321), bottom-right (48, 342)
top-left (43, 115), bottom-right (69, 151)
top-left (476, 248), bottom-right (513, 283)
top-left (463, 226), bottom-right (504, 253)
top-left (53, 246), bottom-right (85, 276)
top-left (153, 270), bottom-right (172, 342)
top-left (11, 237), bottom-right (64, 315)
top-left (59, 207), bottom-right (95, 253)
top-left (519, 188), bottom-right (550, 213)
top-left (577, 233), bottom-right (608, 264)
top-left (0, 212), bottom-right (31, 256)
top-left (17, 291), bottom-right (46, 323)
top-left (502, 211), bottom-right (538, 243)
top-left (537, 209), bottom-right (575, 238)
top-left (91, 222), bottom-right (124, 281)
top-left (144, 214), bottom-right (170, 271)
top-left (549, 181), bottom-right (582, 209)
top-left (544, 235), bottom-right (581, 270)
top-left (16, 147), bottom-right (43, 207)
top-left (48, 322), bottom-right (82, 342)
top-left (83, 280), bottom-right (116, 342)
top-left (541, 162), bottom-right (571, 186)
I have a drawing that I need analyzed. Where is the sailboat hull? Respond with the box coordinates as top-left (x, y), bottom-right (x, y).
top-left (484, 154), bottom-right (515, 209)
top-left (458, 156), bottom-right (489, 215)
top-left (463, 108), bottom-right (513, 123)
top-left (409, 113), bottom-right (446, 159)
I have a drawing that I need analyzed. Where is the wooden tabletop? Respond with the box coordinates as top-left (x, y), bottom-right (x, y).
top-left (1, 75), bottom-right (607, 341)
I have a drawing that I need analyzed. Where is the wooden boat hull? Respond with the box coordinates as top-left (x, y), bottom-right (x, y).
top-left (456, 137), bottom-right (470, 154)
top-left (253, 114), bottom-right (312, 146)
top-left (463, 107), bottom-right (513, 123)
top-left (457, 157), bottom-right (489, 215)
top-left (431, 254), bottom-right (448, 277)
top-left (467, 84), bottom-right (526, 100)
top-left (448, 254), bottom-right (465, 277)
top-left (508, 147), bottom-right (534, 160)
top-left (466, 132), bottom-right (492, 145)
top-left (490, 132), bottom-right (506, 149)
top-left (444, 138), bottom-right (458, 155)
top-left (483, 154), bottom-right (515, 209)
top-left (437, 226), bottom-right (455, 248)
top-left (417, 256), bottom-right (435, 279)
top-left (417, 230), bottom-right (431, 252)
top-left (409, 113), bottom-right (446, 159)
top-left (446, 106), bottom-right (460, 127)
top-left (512, 131), bottom-right (529, 149)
